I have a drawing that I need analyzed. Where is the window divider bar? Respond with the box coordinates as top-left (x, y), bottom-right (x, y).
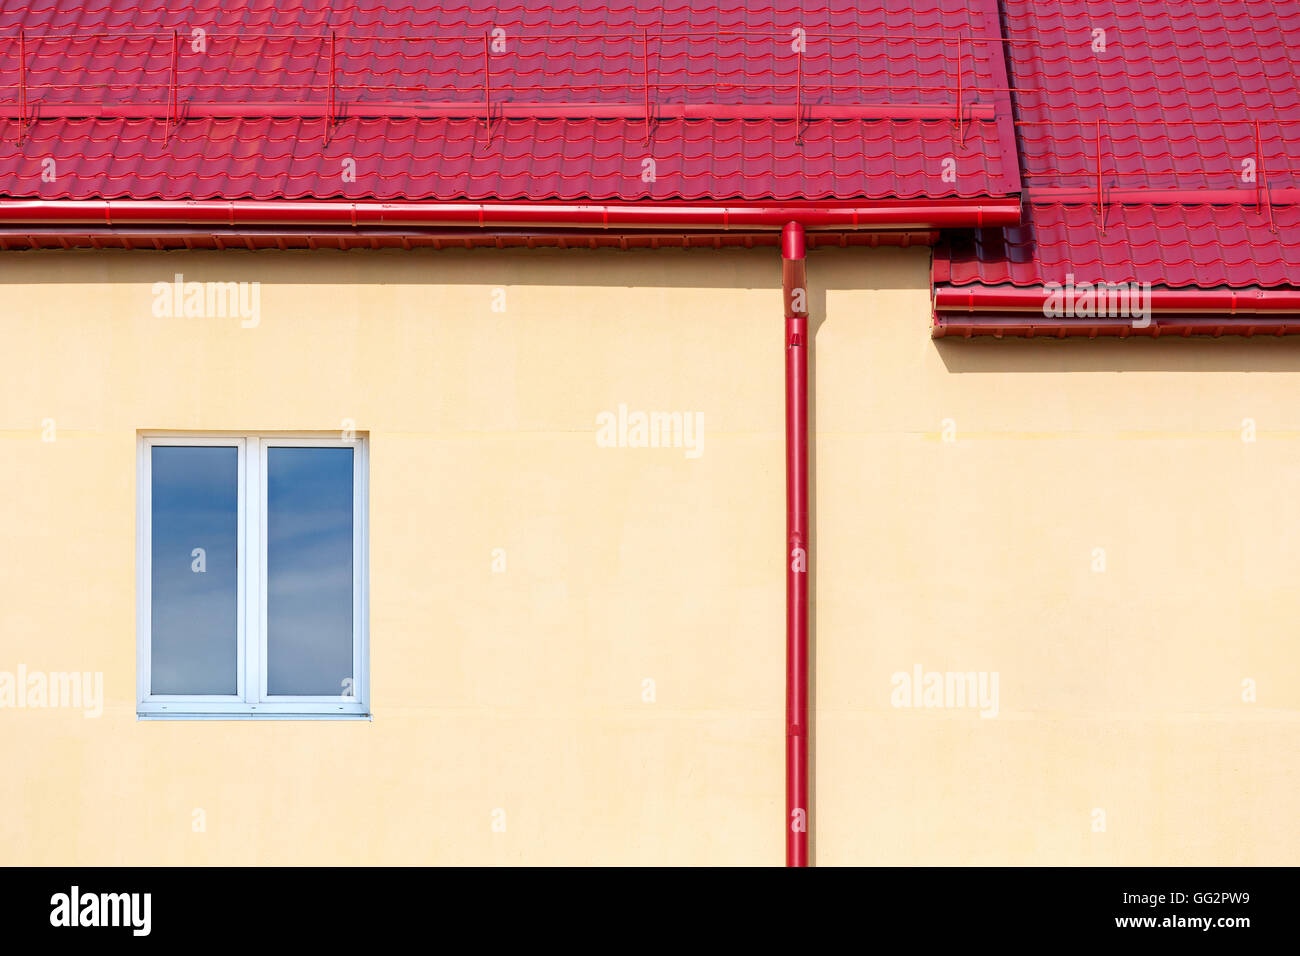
top-left (244, 436), bottom-right (261, 706)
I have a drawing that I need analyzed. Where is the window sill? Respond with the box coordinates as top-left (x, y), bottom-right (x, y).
top-left (137, 712), bottom-right (372, 721)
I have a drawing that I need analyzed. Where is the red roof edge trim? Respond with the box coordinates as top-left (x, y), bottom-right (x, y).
top-left (932, 282), bottom-right (1300, 338)
top-left (932, 313), bottom-right (1300, 339)
top-left (0, 198), bottom-right (1023, 233)
top-left (934, 285), bottom-right (1300, 313)
top-left (0, 226), bottom-right (942, 252)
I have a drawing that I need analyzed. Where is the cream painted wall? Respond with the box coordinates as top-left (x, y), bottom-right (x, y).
top-left (0, 246), bottom-right (1296, 865)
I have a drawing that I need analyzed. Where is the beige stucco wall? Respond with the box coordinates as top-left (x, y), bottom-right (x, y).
top-left (0, 245), bottom-right (1296, 865)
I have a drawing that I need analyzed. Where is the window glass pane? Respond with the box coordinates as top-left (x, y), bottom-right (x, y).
top-left (151, 445), bottom-right (239, 695)
top-left (266, 447), bottom-right (354, 696)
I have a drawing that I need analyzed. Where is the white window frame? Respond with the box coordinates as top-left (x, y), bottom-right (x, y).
top-left (137, 432), bottom-right (369, 719)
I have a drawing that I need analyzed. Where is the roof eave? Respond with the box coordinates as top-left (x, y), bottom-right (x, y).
top-left (0, 197), bottom-right (1023, 239)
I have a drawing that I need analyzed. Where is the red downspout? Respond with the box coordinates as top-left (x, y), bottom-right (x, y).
top-left (783, 222), bottom-right (810, 867)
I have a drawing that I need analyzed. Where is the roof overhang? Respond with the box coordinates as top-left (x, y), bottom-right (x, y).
top-left (933, 284), bottom-right (1300, 338)
top-left (0, 198), bottom-right (1021, 250)
top-left (0, 225), bottom-right (946, 252)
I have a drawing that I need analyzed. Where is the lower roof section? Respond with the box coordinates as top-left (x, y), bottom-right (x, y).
top-left (933, 201), bottom-right (1300, 338)
top-left (935, 203), bottom-right (1300, 291)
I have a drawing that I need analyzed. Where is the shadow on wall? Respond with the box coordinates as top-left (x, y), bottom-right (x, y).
top-left (6, 243), bottom-right (1299, 382)
top-left (0, 243), bottom-right (911, 293)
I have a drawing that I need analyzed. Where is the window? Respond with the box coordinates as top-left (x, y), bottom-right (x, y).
top-left (137, 434), bottom-right (369, 718)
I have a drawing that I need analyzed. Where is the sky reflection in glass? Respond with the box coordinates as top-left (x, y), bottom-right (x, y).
top-left (151, 445), bottom-right (239, 695)
top-left (266, 446), bottom-right (354, 696)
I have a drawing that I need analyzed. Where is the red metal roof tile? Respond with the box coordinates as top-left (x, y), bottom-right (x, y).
top-left (0, 1), bottom-right (1021, 203)
top-left (1003, 0), bottom-right (1300, 193)
top-left (0, 116), bottom-right (1015, 202)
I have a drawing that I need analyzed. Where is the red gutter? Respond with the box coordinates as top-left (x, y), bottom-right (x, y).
top-left (0, 225), bottom-right (942, 251)
top-left (934, 286), bottom-right (1300, 313)
top-left (933, 285), bottom-right (1300, 338)
top-left (0, 199), bottom-right (1021, 232)
top-left (782, 222), bottom-right (810, 868)
top-left (933, 313), bottom-right (1300, 338)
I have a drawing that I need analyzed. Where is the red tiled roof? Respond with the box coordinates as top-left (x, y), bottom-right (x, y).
top-left (1005, 0), bottom-right (1300, 194)
top-left (5, 0), bottom-right (1298, 337)
top-left (2, 116), bottom-right (1016, 202)
top-left (934, 0), bottom-right (1300, 334)
top-left (0, 0), bottom-right (1020, 202)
